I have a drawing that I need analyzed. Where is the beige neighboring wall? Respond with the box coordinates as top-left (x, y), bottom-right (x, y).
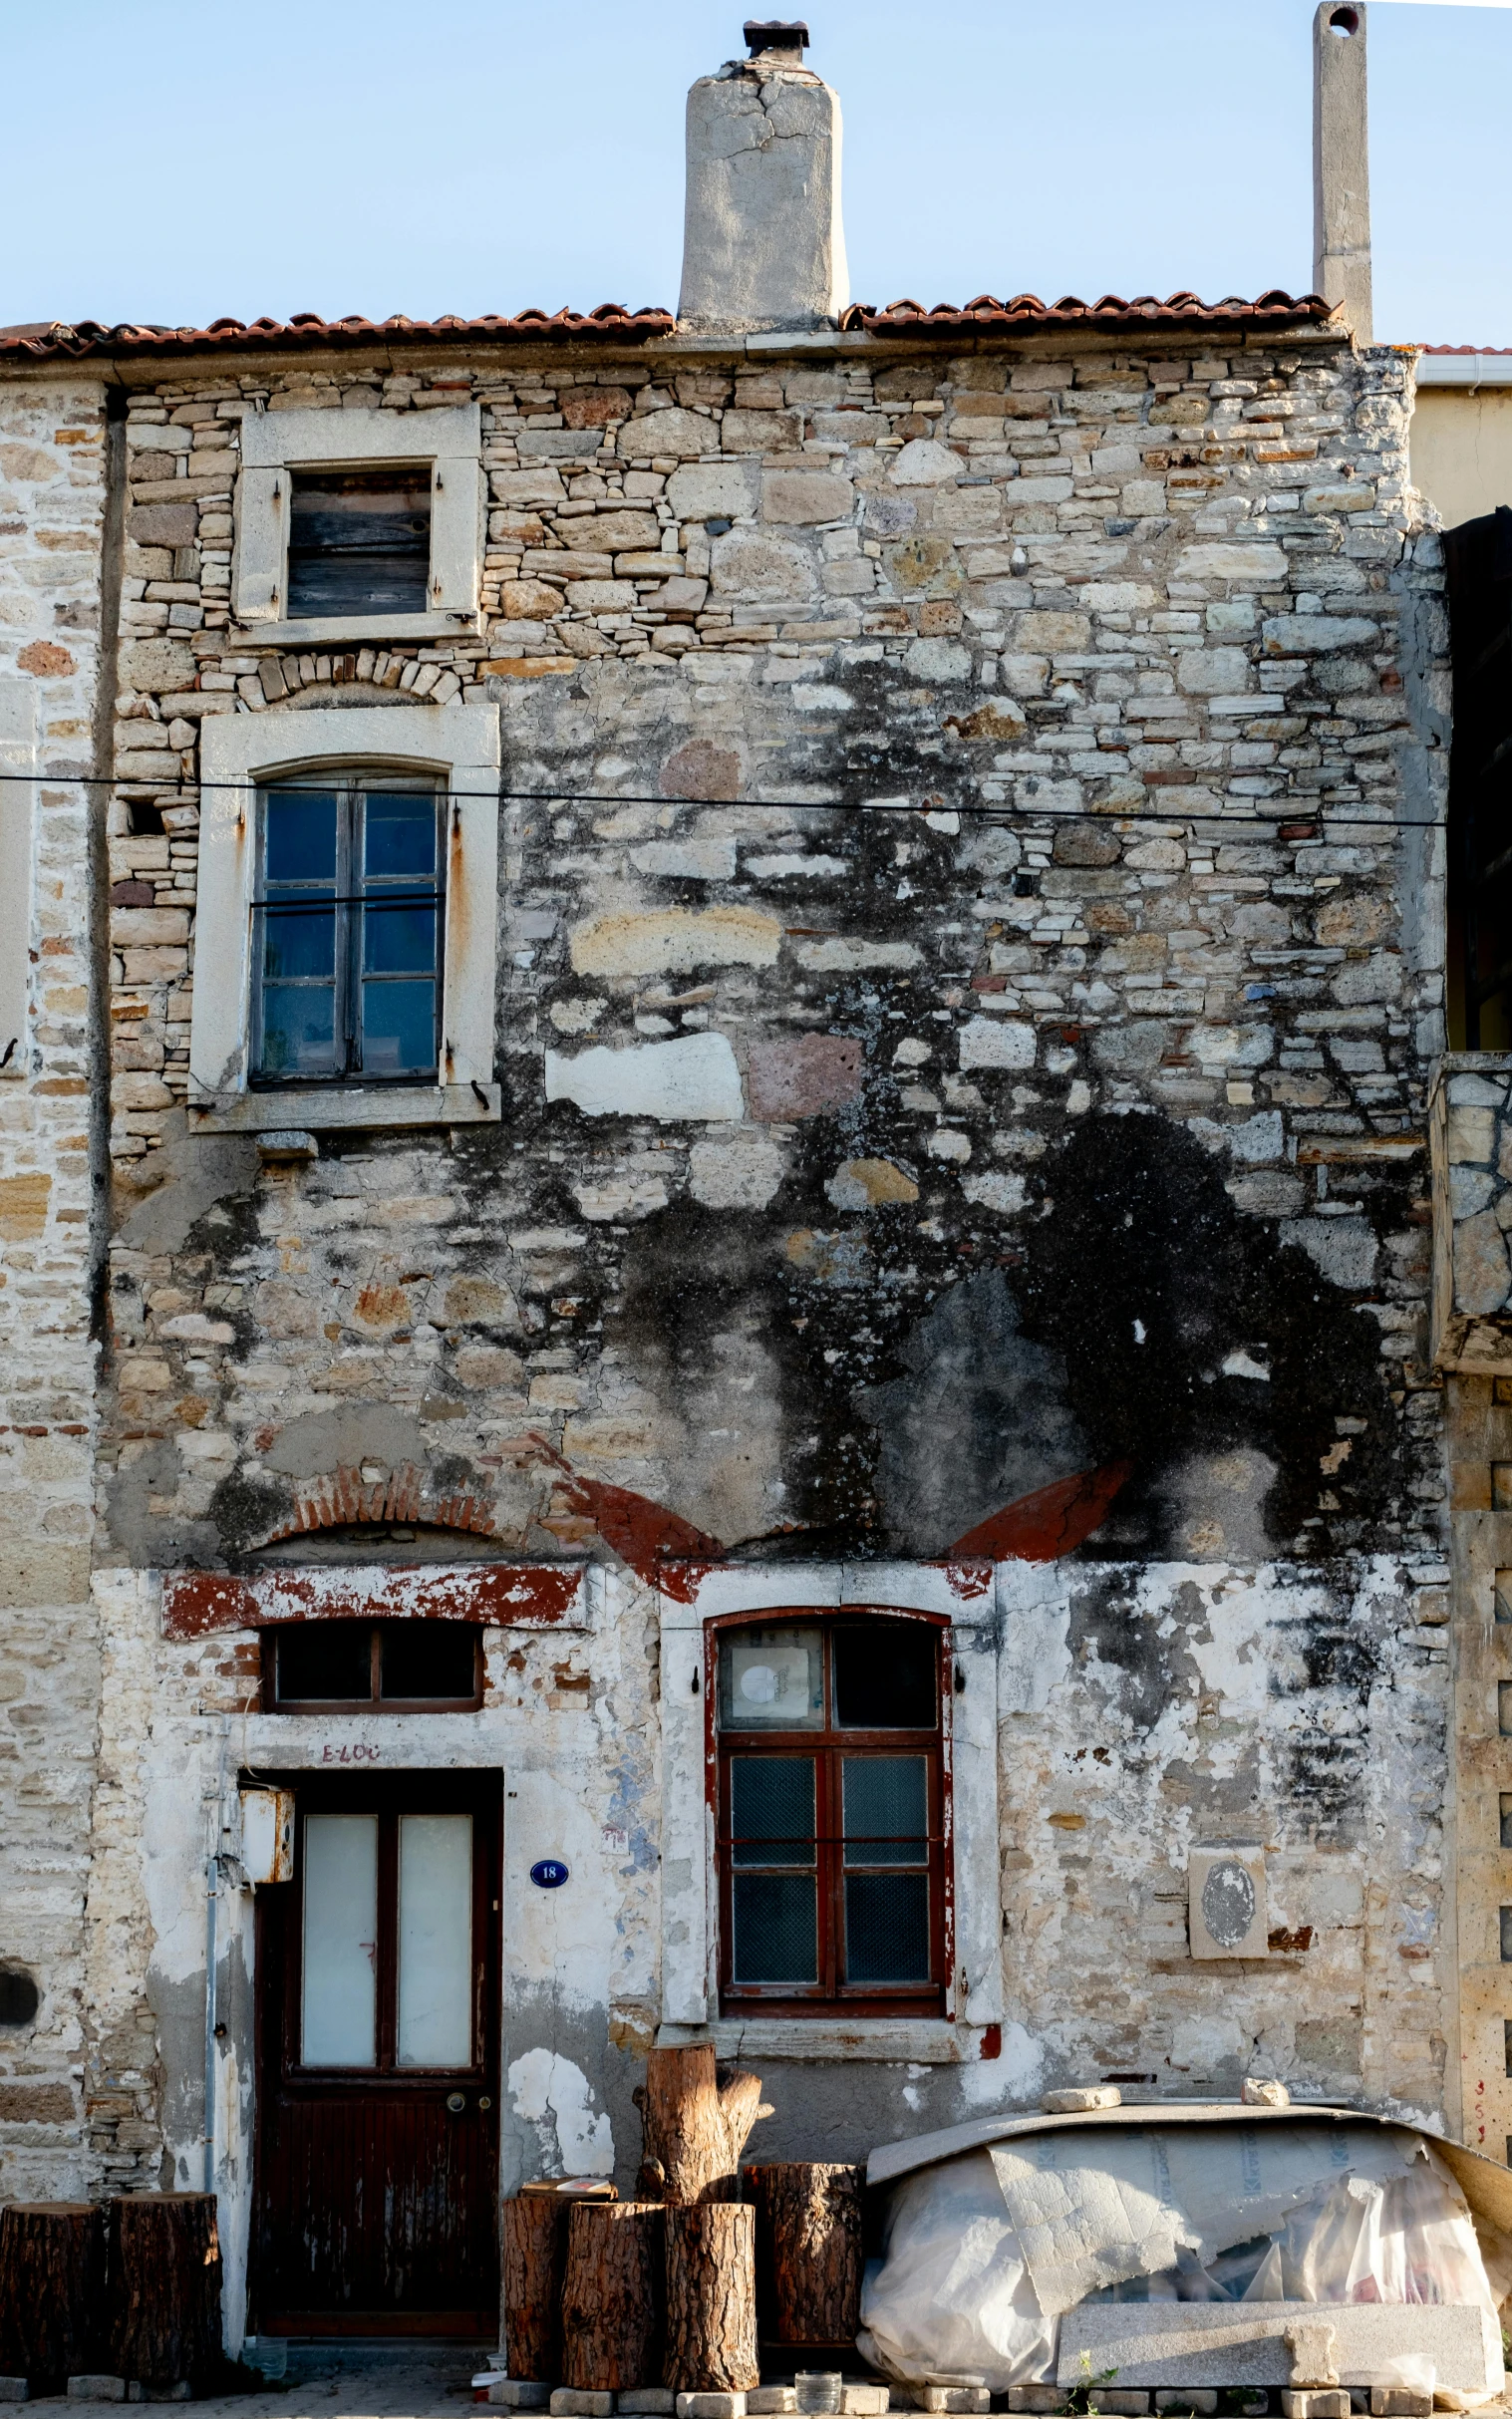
top-left (1411, 356), bottom-right (1512, 529)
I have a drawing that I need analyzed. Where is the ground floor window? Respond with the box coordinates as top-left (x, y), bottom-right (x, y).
top-left (714, 1614), bottom-right (948, 2018)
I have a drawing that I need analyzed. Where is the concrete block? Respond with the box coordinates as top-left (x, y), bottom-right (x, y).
top-left (143, 2390), bottom-right (190, 2405)
top-left (1095, 2399), bottom-right (1151, 2416)
top-left (1058, 2306), bottom-right (1493, 2395)
top-left (552, 2398), bottom-right (614, 2418)
top-left (66, 2385), bottom-right (127, 2404)
top-left (618, 2399), bottom-right (676, 2416)
top-left (911, 2397), bottom-right (989, 2415)
top-left (838, 2393), bottom-right (888, 2417)
top-left (1283, 2398), bottom-right (1351, 2419)
top-left (488, 2390), bottom-right (553, 2411)
top-left (676, 2398), bottom-right (746, 2419)
top-left (1368, 2399), bottom-right (1430, 2419)
top-left (1005, 2394), bottom-right (1068, 2415)
top-left (1285, 2324), bottom-right (1340, 2388)
top-left (0, 2384), bottom-right (29, 2404)
top-left (1155, 2400), bottom-right (1216, 2416)
top-left (745, 2394), bottom-right (795, 2417)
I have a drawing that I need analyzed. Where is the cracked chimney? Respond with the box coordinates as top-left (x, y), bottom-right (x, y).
top-left (678, 21), bottom-right (848, 332)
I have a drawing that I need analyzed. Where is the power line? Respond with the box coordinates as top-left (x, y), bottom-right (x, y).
top-left (0, 764), bottom-right (1451, 830)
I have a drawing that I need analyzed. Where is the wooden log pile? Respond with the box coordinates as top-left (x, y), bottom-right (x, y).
top-left (501, 2047), bottom-right (866, 2395)
top-left (0, 2193), bottom-right (222, 2395)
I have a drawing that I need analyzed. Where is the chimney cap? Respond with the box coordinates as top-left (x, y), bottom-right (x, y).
top-left (744, 19), bottom-right (809, 54)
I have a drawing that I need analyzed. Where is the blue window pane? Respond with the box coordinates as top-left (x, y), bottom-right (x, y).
top-left (263, 902), bottom-right (335, 982)
top-left (260, 986), bottom-right (337, 1075)
top-left (845, 1873), bottom-right (930, 1981)
top-left (365, 792), bottom-right (436, 878)
top-left (266, 792), bottom-right (338, 882)
top-left (732, 1874), bottom-right (817, 1983)
top-left (842, 1757), bottom-right (928, 1867)
top-left (361, 980), bottom-right (436, 1074)
top-left (363, 901), bottom-right (436, 976)
top-left (731, 1758), bottom-right (815, 1867)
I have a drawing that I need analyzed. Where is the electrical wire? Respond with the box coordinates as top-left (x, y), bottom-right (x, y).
top-left (0, 764), bottom-right (1451, 829)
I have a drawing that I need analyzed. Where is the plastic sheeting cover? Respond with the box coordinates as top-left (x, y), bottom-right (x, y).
top-left (856, 2123), bottom-right (1504, 2397)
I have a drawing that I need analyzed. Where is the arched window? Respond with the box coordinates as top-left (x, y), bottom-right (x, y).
top-left (252, 770), bottom-right (444, 1084)
top-left (714, 1613), bottom-right (948, 2018)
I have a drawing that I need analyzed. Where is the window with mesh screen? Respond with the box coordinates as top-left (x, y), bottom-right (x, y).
top-left (715, 1616), bottom-right (946, 2015)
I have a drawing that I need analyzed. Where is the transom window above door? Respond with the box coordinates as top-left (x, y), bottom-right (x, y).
top-left (252, 774), bottom-right (444, 1086)
top-left (264, 1620), bottom-right (482, 1711)
top-left (714, 1616), bottom-right (948, 2019)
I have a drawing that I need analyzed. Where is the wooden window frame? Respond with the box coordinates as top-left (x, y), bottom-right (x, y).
top-left (710, 1609), bottom-right (952, 2021)
top-left (262, 1620), bottom-right (484, 1715)
top-left (250, 771), bottom-right (447, 1090)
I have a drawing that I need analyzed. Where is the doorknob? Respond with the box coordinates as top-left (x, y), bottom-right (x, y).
top-left (447, 2091), bottom-right (466, 2114)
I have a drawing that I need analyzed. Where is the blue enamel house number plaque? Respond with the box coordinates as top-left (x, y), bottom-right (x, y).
top-left (530, 1859), bottom-right (569, 1890)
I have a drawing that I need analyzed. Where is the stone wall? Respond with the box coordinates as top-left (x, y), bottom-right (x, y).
top-left (0, 376), bottom-right (110, 2200)
top-left (0, 322), bottom-right (1469, 2252)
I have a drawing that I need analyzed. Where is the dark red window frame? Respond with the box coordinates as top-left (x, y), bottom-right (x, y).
top-left (706, 1608), bottom-right (954, 2020)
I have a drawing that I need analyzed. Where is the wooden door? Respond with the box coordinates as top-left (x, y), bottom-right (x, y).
top-left (252, 1771), bottom-right (501, 2335)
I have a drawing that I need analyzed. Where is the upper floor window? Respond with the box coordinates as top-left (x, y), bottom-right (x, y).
top-left (715, 1615), bottom-right (947, 2018)
top-left (286, 469), bottom-right (432, 621)
top-left (253, 773), bottom-right (444, 1086)
top-left (233, 403), bottom-right (482, 646)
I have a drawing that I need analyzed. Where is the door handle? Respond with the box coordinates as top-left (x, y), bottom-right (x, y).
top-left (446, 2091), bottom-right (466, 2114)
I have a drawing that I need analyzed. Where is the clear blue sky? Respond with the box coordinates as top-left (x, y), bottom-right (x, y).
top-left (2, 0), bottom-right (1509, 347)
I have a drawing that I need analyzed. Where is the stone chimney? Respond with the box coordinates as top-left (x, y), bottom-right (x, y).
top-left (1313, 2), bottom-right (1372, 341)
top-left (679, 20), bottom-right (849, 332)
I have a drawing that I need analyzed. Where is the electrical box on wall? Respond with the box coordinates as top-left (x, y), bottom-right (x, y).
top-left (1188, 1844), bottom-right (1268, 1959)
top-left (239, 1788), bottom-right (295, 1886)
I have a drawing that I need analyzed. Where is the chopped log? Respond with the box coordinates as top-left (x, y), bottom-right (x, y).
top-left (502, 2194), bottom-right (570, 2382)
top-left (641, 2044), bottom-right (771, 2205)
top-left (0, 2202), bottom-right (108, 2393)
top-left (106, 2194), bottom-right (222, 2392)
top-left (747, 2163), bottom-right (863, 2346)
top-left (663, 2202), bottom-right (758, 2394)
top-left (562, 2202), bottom-right (665, 2391)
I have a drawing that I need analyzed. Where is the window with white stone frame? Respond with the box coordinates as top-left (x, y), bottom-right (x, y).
top-left (657, 1566), bottom-right (1004, 2064)
top-left (187, 702), bottom-right (500, 1133)
top-left (232, 407), bottom-right (483, 648)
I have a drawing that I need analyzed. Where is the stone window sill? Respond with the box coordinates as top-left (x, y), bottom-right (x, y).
top-left (239, 610), bottom-right (478, 650)
top-left (187, 1081), bottom-right (500, 1134)
top-left (658, 2016), bottom-right (963, 2063)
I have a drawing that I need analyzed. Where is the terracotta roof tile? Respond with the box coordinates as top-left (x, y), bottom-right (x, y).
top-left (841, 289), bottom-right (1337, 333)
top-left (0, 306), bottom-right (676, 362)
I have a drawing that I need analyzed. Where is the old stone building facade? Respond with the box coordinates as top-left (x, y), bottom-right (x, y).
top-left (0, 8), bottom-right (1503, 2359)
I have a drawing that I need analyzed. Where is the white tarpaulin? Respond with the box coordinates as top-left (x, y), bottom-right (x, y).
top-left (857, 2121), bottom-right (1505, 2398)
top-left (987, 2121), bottom-right (1417, 2316)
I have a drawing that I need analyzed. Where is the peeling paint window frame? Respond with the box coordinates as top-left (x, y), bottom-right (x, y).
top-left (249, 771), bottom-right (448, 1090)
top-left (712, 1611), bottom-right (951, 2020)
top-left (190, 702), bottom-right (501, 1133)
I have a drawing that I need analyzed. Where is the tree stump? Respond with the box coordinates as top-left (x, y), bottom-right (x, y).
top-left (562, 2202), bottom-right (665, 2391)
top-left (747, 2163), bottom-right (863, 2347)
top-left (0, 2203), bottom-right (108, 2393)
top-left (663, 2203), bottom-right (758, 2393)
top-left (107, 2194), bottom-right (222, 2392)
top-left (640, 2043), bottom-right (770, 2205)
top-left (502, 2194), bottom-right (571, 2382)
